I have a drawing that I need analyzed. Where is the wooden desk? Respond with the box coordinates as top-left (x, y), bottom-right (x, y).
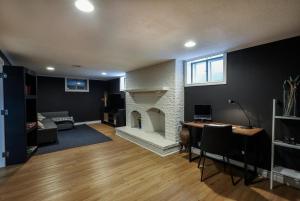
top-left (184, 122), bottom-right (263, 136)
top-left (183, 121), bottom-right (264, 185)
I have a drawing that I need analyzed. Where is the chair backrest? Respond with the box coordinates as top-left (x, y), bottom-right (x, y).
top-left (200, 124), bottom-right (233, 156)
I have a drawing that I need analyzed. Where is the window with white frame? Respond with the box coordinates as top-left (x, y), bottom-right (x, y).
top-left (185, 53), bottom-right (226, 86)
top-left (120, 76), bottom-right (126, 91)
top-left (65, 78), bottom-right (89, 92)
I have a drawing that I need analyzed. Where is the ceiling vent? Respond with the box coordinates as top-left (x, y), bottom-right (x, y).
top-left (72, 65), bottom-right (82, 68)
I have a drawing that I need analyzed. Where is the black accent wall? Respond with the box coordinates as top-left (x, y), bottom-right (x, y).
top-left (37, 76), bottom-right (107, 122)
top-left (185, 36), bottom-right (300, 170)
top-left (107, 78), bottom-right (121, 94)
top-left (107, 78), bottom-right (125, 98)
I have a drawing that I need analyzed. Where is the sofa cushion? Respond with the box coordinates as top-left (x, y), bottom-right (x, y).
top-left (37, 121), bottom-right (45, 129)
top-left (37, 113), bottom-right (46, 121)
top-left (40, 119), bottom-right (57, 130)
top-left (51, 116), bottom-right (74, 123)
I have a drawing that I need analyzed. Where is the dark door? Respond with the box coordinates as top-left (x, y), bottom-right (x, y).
top-left (4, 66), bottom-right (27, 165)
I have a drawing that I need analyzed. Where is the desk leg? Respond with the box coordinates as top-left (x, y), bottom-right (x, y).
top-left (189, 127), bottom-right (192, 162)
top-left (249, 135), bottom-right (264, 185)
top-left (188, 126), bottom-right (200, 162)
top-left (188, 127), bottom-right (200, 162)
top-left (243, 137), bottom-right (249, 185)
top-left (189, 144), bottom-right (192, 162)
top-left (243, 136), bottom-right (261, 185)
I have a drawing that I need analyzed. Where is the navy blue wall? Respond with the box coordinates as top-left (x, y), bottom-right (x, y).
top-left (37, 76), bottom-right (125, 123)
top-left (37, 76), bottom-right (108, 122)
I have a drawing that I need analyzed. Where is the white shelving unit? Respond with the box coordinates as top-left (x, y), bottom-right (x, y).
top-left (270, 99), bottom-right (300, 189)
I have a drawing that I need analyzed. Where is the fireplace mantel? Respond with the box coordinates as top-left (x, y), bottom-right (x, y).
top-left (125, 87), bottom-right (169, 94)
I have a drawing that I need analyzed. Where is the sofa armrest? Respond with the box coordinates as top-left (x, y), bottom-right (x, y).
top-left (37, 127), bottom-right (58, 145)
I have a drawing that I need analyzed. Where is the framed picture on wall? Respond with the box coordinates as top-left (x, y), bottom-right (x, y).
top-left (65, 78), bottom-right (89, 92)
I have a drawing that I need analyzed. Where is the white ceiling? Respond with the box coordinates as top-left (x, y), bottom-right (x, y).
top-left (1, 0), bottom-right (300, 80)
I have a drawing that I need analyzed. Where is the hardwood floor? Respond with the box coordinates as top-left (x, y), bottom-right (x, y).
top-left (0, 124), bottom-right (299, 201)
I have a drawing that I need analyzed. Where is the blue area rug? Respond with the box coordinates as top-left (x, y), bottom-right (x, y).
top-left (36, 124), bottom-right (112, 155)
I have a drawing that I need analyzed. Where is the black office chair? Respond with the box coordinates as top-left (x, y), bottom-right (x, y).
top-left (198, 125), bottom-right (241, 185)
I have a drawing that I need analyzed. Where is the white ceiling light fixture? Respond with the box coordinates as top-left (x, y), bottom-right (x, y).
top-left (46, 66), bottom-right (55, 71)
top-left (75, 0), bottom-right (94, 13)
top-left (184, 40), bottom-right (196, 48)
top-left (101, 72), bottom-right (107, 75)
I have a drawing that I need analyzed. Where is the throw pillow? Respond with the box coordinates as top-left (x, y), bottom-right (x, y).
top-left (38, 121), bottom-right (45, 129)
top-left (37, 113), bottom-right (46, 121)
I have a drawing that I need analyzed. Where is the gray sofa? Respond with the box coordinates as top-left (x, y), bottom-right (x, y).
top-left (41, 111), bottom-right (74, 131)
top-left (37, 111), bottom-right (74, 145)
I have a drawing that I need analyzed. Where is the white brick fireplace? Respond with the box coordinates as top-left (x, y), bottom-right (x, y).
top-left (116, 60), bottom-right (184, 156)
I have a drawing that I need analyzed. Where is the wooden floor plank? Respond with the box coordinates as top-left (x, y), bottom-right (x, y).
top-left (0, 123), bottom-right (299, 201)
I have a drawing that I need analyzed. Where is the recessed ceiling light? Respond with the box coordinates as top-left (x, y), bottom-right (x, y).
top-left (46, 66), bottom-right (55, 71)
top-left (75, 0), bottom-right (94, 13)
top-left (184, 40), bottom-right (196, 48)
top-left (102, 72), bottom-right (107, 75)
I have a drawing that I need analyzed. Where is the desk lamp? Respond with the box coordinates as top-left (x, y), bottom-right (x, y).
top-left (228, 99), bottom-right (253, 129)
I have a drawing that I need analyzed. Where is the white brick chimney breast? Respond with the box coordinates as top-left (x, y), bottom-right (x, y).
top-left (116, 59), bottom-right (184, 156)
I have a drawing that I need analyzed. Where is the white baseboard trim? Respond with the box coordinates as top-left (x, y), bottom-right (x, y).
top-left (74, 120), bottom-right (102, 126)
top-left (192, 148), bottom-right (300, 189)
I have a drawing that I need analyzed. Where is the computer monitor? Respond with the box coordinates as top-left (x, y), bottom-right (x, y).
top-left (194, 105), bottom-right (212, 121)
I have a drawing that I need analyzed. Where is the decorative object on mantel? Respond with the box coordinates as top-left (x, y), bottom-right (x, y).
top-left (283, 75), bottom-right (299, 117)
top-left (102, 91), bottom-right (108, 107)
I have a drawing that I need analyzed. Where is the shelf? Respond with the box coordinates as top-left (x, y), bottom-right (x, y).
top-left (273, 166), bottom-right (300, 180)
top-left (274, 140), bottom-right (300, 150)
top-left (125, 87), bottom-right (169, 93)
top-left (275, 116), bottom-right (300, 121)
top-left (271, 99), bottom-right (300, 189)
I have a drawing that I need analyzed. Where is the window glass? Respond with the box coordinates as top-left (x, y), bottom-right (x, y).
top-left (120, 76), bottom-right (126, 91)
top-left (209, 59), bottom-right (223, 82)
top-left (192, 62), bottom-right (206, 83)
top-left (65, 78), bottom-right (89, 92)
top-left (185, 54), bottom-right (226, 86)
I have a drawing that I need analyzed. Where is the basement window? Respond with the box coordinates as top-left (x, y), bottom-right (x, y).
top-left (185, 53), bottom-right (227, 87)
top-left (65, 78), bottom-right (89, 92)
